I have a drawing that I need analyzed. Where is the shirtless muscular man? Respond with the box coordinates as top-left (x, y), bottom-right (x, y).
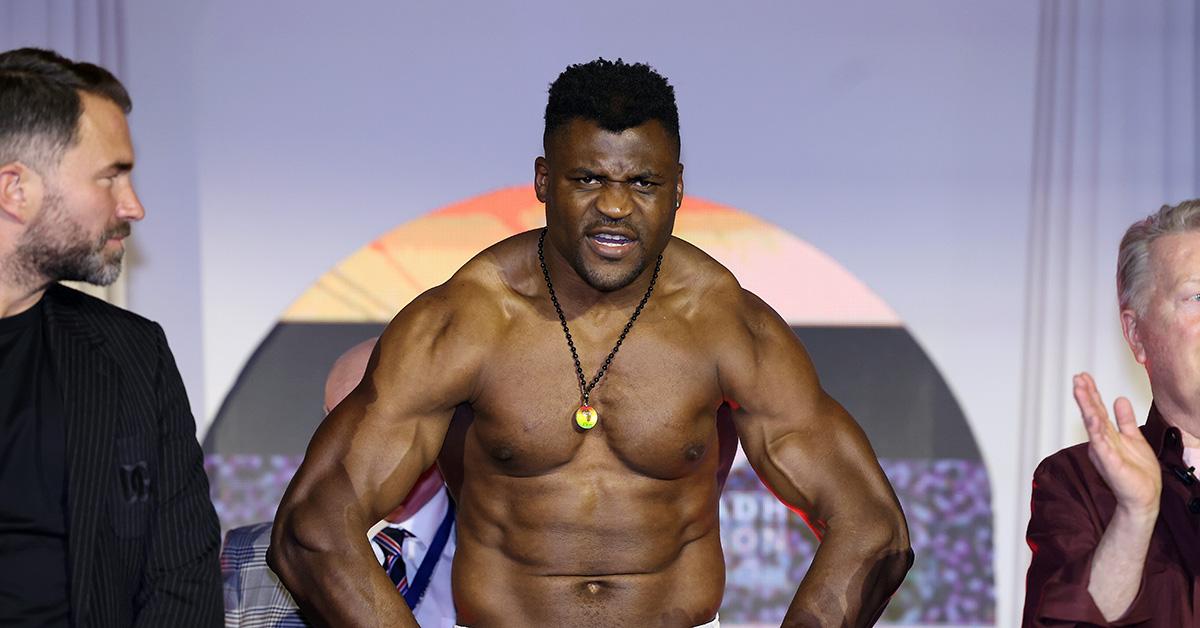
top-left (270, 58), bottom-right (912, 627)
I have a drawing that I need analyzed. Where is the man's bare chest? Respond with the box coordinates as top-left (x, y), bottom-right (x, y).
top-left (468, 317), bottom-right (724, 479)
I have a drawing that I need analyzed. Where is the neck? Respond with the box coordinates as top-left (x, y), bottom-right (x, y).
top-left (1155, 395), bottom-right (1200, 449)
top-left (0, 259), bottom-right (50, 317)
top-left (541, 242), bottom-right (660, 315)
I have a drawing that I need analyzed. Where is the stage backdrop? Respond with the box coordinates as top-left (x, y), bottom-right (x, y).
top-left (206, 188), bottom-right (994, 625)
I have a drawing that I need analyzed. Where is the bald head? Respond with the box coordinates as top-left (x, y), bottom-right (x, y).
top-left (323, 337), bottom-right (377, 414)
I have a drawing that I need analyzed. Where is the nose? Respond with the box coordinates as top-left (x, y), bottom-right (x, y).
top-left (595, 182), bottom-right (633, 220)
top-left (117, 181), bottom-right (146, 222)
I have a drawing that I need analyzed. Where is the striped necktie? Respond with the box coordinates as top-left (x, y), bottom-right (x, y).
top-left (373, 527), bottom-right (414, 603)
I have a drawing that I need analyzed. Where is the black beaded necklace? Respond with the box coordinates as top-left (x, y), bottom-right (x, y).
top-left (537, 227), bottom-right (663, 430)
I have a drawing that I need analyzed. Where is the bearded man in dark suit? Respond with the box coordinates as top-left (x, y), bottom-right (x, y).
top-left (0, 47), bottom-right (221, 626)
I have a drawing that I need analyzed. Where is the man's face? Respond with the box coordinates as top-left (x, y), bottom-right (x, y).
top-left (1127, 231), bottom-right (1200, 410)
top-left (13, 92), bottom-right (144, 286)
top-left (535, 118), bottom-right (683, 292)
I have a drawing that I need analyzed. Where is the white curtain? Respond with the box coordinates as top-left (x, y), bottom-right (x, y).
top-left (1013, 0), bottom-right (1199, 619)
top-left (2, 0), bottom-right (129, 307)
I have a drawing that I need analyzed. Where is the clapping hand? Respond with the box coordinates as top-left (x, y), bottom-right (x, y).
top-left (1073, 372), bottom-right (1161, 515)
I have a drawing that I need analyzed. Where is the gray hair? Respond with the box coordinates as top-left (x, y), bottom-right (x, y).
top-left (1117, 198), bottom-right (1200, 314)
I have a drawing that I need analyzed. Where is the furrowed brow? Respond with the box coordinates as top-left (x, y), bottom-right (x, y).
top-left (567, 168), bottom-right (604, 179)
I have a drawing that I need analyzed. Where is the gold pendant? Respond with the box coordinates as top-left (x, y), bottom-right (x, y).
top-left (575, 405), bottom-right (598, 430)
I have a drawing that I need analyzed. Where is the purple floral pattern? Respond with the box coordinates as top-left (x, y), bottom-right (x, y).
top-left (207, 456), bottom-right (994, 624)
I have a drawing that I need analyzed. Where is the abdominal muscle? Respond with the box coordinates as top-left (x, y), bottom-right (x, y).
top-left (448, 463), bottom-right (726, 627)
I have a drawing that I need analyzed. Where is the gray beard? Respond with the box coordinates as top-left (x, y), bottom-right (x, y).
top-left (10, 191), bottom-right (124, 287)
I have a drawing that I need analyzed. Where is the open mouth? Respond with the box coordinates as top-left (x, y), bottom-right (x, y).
top-left (591, 233), bottom-right (635, 247)
top-left (587, 232), bottom-right (638, 260)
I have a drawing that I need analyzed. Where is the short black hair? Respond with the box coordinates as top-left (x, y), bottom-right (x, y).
top-left (0, 47), bottom-right (132, 173)
top-left (544, 58), bottom-right (680, 155)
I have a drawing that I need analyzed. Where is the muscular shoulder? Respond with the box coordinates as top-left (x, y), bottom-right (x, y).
top-left (660, 238), bottom-right (791, 347)
top-left (372, 232), bottom-right (538, 399)
top-left (388, 230), bottom-right (537, 330)
top-left (660, 238), bottom-right (811, 394)
top-left (378, 262), bottom-right (501, 356)
top-left (660, 238), bottom-right (739, 317)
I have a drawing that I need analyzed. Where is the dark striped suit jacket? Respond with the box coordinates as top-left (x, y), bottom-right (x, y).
top-left (42, 284), bottom-right (222, 627)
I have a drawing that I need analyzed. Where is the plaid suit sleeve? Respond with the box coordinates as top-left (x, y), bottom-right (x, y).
top-left (222, 523), bottom-right (311, 628)
top-left (132, 323), bottom-right (224, 627)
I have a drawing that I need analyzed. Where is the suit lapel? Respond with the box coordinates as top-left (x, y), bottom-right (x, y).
top-left (43, 285), bottom-right (119, 624)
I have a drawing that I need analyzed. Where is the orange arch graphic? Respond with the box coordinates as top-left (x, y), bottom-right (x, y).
top-left (284, 186), bottom-right (899, 327)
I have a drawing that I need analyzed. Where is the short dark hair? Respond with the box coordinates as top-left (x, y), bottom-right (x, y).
top-left (544, 58), bottom-right (680, 154)
top-left (0, 47), bottom-right (132, 173)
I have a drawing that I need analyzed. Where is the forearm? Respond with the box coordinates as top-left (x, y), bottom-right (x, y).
top-left (269, 507), bottom-right (418, 628)
top-left (1086, 504), bottom-right (1157, 621)
top-left (782, 519), bottom-right (913, 627)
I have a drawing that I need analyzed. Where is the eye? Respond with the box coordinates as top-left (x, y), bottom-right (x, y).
top-left (574, 175), bottom-right (601, 186)
top-left (629, 179), bottom-right (659, 193)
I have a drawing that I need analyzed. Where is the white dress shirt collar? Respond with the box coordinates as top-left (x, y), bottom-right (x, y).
top-left (396, 487), bottom-right (450, 547)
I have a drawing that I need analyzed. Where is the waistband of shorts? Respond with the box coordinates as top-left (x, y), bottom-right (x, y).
top-left (457, 613), bottom-right (718, 627)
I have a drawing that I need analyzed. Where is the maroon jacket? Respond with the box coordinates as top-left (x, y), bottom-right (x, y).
top-left (1024, 406), bottom-right (1200, 626)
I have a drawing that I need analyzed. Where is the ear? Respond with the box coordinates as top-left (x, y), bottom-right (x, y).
top-left (675, 162), bottom-right (685, 210)
top-left (534, 156), bottom-right (549, 203)
top-left (0, 161), bottom-right (42, 224)
top-left (1120, 308), bottom-right (1148, 365)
